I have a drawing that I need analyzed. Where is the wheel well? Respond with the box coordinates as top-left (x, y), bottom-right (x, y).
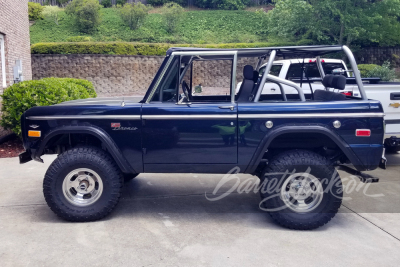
top-left (43, 133), bottom-right (103, 155)
top-left (254, 132), bottom-right (349, 174)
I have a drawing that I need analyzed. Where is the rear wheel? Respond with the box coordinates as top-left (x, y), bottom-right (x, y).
top-left (43, 147), bottom-right (123, 222)
top-left (259, 150), bottom-right (342, 230)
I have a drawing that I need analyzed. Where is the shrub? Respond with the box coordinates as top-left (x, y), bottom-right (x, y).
top-left (365, 61), bottom-right (397, 81)
top-left (31, 41), bottom-right (301, 56)
top-left (116, 0), bottom-right (127, 5)
top-left (65, 36), bottom-right (93, 42)
top-left (0, 78), bottom-right (97, 136)
top-left (65, 0), bottom-right (102, 33)
top-left (43, 6), bottom-right (62, 25)
top-left (119, 3), bottom-right (151, 30)
top-left (195, 0), bottom-right (246, 10)
top-left (147, 0), bottom-right (186, 6)
top-left (358, 64), bottom-right (379, 78)
top-left (56, 0), bottom-right (70, 7)
top-left (101, 0), bottom-right (112, 8)
top-left (28, 2), bottom-right (44, 21)
top-left (161, 2), bottom-right (185, 34)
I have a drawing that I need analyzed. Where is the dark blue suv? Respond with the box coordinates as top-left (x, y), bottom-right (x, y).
top-left (19, 45), bottom-right (386, 229)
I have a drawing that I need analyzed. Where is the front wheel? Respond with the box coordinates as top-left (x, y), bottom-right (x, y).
top-left (43, 147), bottom-right (123, 222)
top-left (259, 150), bottom-right (343, 230)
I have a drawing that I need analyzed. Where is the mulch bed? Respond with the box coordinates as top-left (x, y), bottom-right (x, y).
top-left (0, 135), bottom-right (25, 158)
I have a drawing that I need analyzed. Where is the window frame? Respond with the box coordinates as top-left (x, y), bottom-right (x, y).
top-left (0, 34), bottom-right (6, 88)
top-left (146, 51), bottom-right (238, 104)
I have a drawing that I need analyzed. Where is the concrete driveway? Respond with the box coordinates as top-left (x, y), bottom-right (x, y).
top-left (1, 153), bottom-right (400, 266)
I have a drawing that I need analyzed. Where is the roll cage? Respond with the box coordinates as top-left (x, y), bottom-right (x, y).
top-left (143, 45), bottom-right (368, 103)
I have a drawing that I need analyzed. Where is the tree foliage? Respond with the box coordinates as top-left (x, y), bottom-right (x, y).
top-left (119, 3), bottom-right (151, 30)
top-left (43, 6), bottom-right (63, 25)
top-left (28, 2), bottom-right (44, 21)
top-left (262, 0), bottom-right (400, 47)
top-left (161, 3), bottom-right (185, 34)
top-left (65, 0), bottom-right (102, 33)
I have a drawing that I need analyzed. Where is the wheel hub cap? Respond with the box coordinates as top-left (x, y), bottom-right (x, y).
top-left (62, 168), bottom-right (103, 207)
top-left (280, 173), bottom-right (324, 213)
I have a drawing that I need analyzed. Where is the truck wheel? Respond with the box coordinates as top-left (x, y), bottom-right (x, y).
top-left (123, 173), bottom-right (139, 183)
top-left (43, 147), bottom-right (123, 222)
top-left (385, 146), bottom-right (400, 153)
top-left (259, 150), bottom-right (342, 230)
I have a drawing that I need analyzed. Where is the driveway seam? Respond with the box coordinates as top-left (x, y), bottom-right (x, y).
top-left (342, 204), bottom-right (400, 242)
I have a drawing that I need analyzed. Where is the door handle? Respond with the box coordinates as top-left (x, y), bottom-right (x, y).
top-left (271, 88), bottom-right (276, 91)
top-left (219, 105), bottom-right (235, 111)
top-left (390, 93), bottom-right (400, 100)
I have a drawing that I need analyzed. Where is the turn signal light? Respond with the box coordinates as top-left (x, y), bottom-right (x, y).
top-left (356, 129), bottom-right (371, 137)
top-left (28, 130), bottom-right (41, 137)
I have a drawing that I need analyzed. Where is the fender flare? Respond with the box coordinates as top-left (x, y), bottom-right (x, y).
top-left (244, 125), bottom-right (364, 174)
top-left (34, 125), bottom-right (135, 174)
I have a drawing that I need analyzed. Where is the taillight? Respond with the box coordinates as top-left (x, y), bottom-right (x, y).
top-left (342, 91), bottom-right (353, 96)
top-left (309, 59), bottom-right (325, 63)
top-left (356, 129), bottom-right (371, 137)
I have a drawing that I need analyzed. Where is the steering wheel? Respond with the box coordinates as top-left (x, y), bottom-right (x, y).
top-left (181, 80), bottom-right (190, 102)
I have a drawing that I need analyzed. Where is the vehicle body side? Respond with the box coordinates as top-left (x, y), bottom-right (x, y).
top-left (21, 46), bottom-right (385, 175)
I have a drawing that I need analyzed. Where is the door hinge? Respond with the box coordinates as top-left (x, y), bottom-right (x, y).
top-left (142, 148), bottom-right (147, 154)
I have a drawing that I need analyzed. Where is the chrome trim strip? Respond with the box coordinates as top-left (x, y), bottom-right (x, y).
top-left (238, 113), bottom-right (385, 119)
top-left (27, 115), bottom-right (141, 120)
top-left (142, 114), bottom-right (236, 120)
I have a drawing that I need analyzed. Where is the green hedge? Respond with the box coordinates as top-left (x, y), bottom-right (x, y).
top-left (358, 64), bottom-right (379, 77)
top-left (31, 41), bottom-right (309, 56)
top-left (0, 78), bottom-right (97, 136)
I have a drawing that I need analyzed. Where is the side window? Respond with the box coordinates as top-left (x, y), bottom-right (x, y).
top-left (150, 59), bottom-right (179, 102)
top-left (181, 59), bottom-right (233, 102)
top-left (259, 64), bottom-right (282, 77)
top-left (286, 63), bottom-right (302, 80)
top-left (286, 62), bottom-right (348, 81)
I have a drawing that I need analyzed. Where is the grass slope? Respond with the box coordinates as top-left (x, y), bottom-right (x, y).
top-left (30, 8), bottom-right (267, 44)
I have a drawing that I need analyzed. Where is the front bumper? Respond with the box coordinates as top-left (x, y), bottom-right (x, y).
top-left (19, 150), bottom-right (32, 164)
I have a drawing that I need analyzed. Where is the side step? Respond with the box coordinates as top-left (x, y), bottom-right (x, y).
top-left (337, 165), bottom-right (379, 183)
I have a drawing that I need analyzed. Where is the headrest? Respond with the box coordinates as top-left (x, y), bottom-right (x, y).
top-left (243, 65), bottom-right (254, 80)
top-left (322, 74), bottom-right (346, 90)
top-left (253, 70), bottom-right (259, 83)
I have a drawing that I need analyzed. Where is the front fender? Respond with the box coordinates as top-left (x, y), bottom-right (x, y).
top-left (34, 125), bottom-right (135, 174)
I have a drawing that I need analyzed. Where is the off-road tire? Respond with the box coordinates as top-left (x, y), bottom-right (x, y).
top-left (385, 145), bottom-right (400, 153)
top-left (259, 150), bottom-right (342, 230)
top-left (124, 173), bottom-right (139, 183)
top-left (43, 147), bottom-right (123, 222)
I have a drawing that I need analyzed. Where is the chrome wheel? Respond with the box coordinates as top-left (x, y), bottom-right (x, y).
top-left (62, 168), bottom-right (103, 207)
top-left (280, 173), bottom-right (323, 213)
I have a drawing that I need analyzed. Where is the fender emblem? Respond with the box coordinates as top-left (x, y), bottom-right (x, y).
top-left (29, 125), bottom-right (39, 129)
top-left (389, 102), bottom-right (400, 108)
top-left (111, 122), bottom-right (137, 131)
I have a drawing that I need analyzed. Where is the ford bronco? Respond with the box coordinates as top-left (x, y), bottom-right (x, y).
top-left (19, 45), bottom-right (386, 230)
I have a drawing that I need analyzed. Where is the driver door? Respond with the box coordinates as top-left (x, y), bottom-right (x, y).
top-left (141, 56), bottom-right (238, 172)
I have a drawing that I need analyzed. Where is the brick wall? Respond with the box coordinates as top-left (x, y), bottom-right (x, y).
top-left (31, 54), bottom-right (258, 97)
top-left (0, 0), bottom-right (32, 93)
top-left (356, 47), bottom-right (400, 67)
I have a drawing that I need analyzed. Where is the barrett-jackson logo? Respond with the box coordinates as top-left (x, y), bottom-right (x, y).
top-left (111, 123), bottom-right (138, 131)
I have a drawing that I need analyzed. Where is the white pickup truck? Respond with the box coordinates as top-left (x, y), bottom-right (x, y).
top-left (236, 58), bottom-right (400, 152)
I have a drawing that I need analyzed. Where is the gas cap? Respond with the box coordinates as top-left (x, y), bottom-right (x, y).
top-left (333, 120), bottom-right (341, 128)
top-left (265, 121), bottom-right (273, 129)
